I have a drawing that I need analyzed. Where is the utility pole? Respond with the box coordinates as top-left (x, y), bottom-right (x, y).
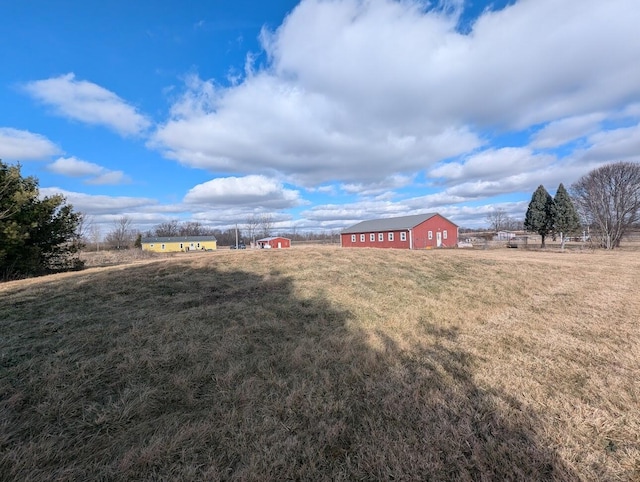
top-left (235, 223), bottom-right (239, 248)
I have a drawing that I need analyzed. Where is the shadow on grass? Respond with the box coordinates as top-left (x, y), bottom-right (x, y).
top-left (0, 261), bottom-right (578, 480)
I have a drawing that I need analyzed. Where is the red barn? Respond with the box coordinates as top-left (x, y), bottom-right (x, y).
top-left (341, 213), bottom-right (458, 249)
top-left (257, 236), bottom-right (291, 249)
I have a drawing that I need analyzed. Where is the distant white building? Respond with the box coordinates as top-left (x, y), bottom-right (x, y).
top-left (495, 231), bottom-right (516, 241)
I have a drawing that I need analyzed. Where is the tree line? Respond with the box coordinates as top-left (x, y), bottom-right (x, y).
top-left (88, 217), bottom-right (245, 250)
top-left (93, 213), bottom-right (339, 249)
top-left (524, 162), bottom-right (640, 249)
top-left (92, 214), bottom-right (279, 249)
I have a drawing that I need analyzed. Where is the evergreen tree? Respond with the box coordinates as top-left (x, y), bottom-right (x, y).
top-left (0, 160), bottom-right (83, 279)
top-left (553, 183), bottom-right (580, 249)
top-left (524, 185), bottom-right (555, 248)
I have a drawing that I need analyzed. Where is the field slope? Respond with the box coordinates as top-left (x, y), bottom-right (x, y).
top-left (1, 247), bottom-right (639, 480)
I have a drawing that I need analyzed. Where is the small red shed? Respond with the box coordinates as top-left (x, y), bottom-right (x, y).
top-left (256, 236), bottom-right (291, 249)
top-left (341, 213), bottom-right (458, 249)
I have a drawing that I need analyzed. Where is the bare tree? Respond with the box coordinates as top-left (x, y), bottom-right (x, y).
top-left (73, 213), bottom-right (92, 251)
top-left (180, 221), bottom-right (213, 236)
top-left (105, 215), bottom-right (134, 249)
top-left (89, 224), bottom-right (102, 252)
top-left (571, 162), bottom-right (640, 249)
top-left (154, 220), bottom-right (180, 237)
top-left (259, 213), bottom-right (274, 238)
top-left (508, 218), bottom-right (525, 231)
top-left (245, 214), bottom-right (260, 245)
top-left (485, 208), bottom-right (512, 232)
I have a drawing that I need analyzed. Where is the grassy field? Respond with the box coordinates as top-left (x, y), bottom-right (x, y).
top-left (1, 247), bottom-right (639, 481)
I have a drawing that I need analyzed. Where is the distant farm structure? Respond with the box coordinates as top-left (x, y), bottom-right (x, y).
top-left (141, 236), bottom-right (217, 252)
top-left (341, 213), bottom-right (458, 249)
top-left (256, 236), bottom-right (291, 249)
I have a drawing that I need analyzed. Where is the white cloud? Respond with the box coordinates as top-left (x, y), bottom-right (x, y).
top-left (23, 73), bottom-right (151, 136)
top-left (299, 196), bottom-right (530, 230)
top-left (577, 123), bottom-right (640, 163)
top-left (421, 154), bottom-right (603, 204)
top-left (151, 73), bottom-right (481, 184)
top-left (530, 113), bottom-right (606, 149)
top-left (48, 157), bottom-right (104, 177)
top-left (620, 103), bottom-right (640, 118)
top-left (86, 171), bottom-right (130, 185)
top-left (301, 200), bottom-right (406, 223)
top-left (183, 174), bottom-right (304, 209)
top-left (151, 0), bottom-right (640, 187)
top-left (429, 147), bottom-right (556, 183)
top-left (191, 208), bottom-right (291, 228)
top-left (340, 174), bottom-right (414, 196)
top-left (436, 201), bottom-right (529, 228)
top-left (39, 187), bottom-right (158, 215)
top-left (0, 128), bottom-right (61, 161)
top-left (310, 184), bottom-right (337, 195)
top-left (266, 0), bottom-right (640, 129)
top-left (443, 166), bottom-right (585, 199)
top-left (47, 157), bottom-right (131, 185)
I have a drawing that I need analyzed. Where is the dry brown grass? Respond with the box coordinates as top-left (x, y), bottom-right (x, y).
top-left (1, 247), bottom-right (639, 480)
top-left (80, 248), bottom-right (165, 268)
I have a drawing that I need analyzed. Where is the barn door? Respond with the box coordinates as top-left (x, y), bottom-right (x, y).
top-left (436, 231), bottom-right (442, 247)
top-left (278, 242), bottom-right (282, 248)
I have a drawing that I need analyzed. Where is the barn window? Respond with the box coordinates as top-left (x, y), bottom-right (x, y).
top-left (428, 231), bottom-right (433, 240)
top-left (400, 232), bottom-right (407, 241)
top-left (351, 235), bottom-right (356, 242)
top-left (150, 244), bottom-right (154, 248)
top-left (197, 243), bottom-right (201, 248)
top-left (370, 233), bottom-right (375, 242)
top-left (443, 230), bottom-right (448, 239)
top-left (180, 243), bottom-right (183, 249)
top-left (378, 233), bottom-right (384, 242)
top-left (388, 232), bottom-right (394, 241)
top-left (161, 244), bottom-right (165, 250)
top-left (360, 234), bottom-right (365, 242)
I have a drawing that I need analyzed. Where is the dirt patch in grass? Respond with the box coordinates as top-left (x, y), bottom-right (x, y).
top-left (1, 247), bottom-right (638, 480)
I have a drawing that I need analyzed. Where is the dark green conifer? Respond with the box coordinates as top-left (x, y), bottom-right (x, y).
top-left (553, 183), bottom-right (580, 249)
top-left (524, 185), bottom-right (555, 247)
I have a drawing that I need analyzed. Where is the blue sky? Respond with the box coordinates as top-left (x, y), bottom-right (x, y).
top-left (1, 0), bottom-right (639, 235)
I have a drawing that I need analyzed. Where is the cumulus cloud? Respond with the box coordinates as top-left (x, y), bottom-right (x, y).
top-left (340, 175), bottom-right (414, 196)
top-left (48, 157), bottom-right (103, 177)
top-left (429, 148), bottom-right (556, 183)
top-left (23, 73), bottom-right (151, 136)
top-left (150, 0), bottom-right (640, 188)
top-left (443, 165), bottom-right (587, 199)
top-left (183, 174), bottom-right (304, 209)
top-left (301, 200), bottom-right (407, 224)
top-left (86, 171), bottom-right (130, 185)
top-left (300, 196), bottom-right (529, 230)
top-left (39, 187), bottom-right (158, 215)
top-left (21, 0), bottom-right (639, 232)
top-left (47, 157), bottom-right (131, 185)
top-left (530, 113), bottom-right (606, 149)
top-left (0, 128), bottom-right (61, 161)
top-left (152, 74), bottom-right (480, 185)
top-left (577, 123), bottom-right (640, 163)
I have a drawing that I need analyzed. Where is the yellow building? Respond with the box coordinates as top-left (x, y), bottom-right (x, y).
top-left (141, 236), bottom-right (217, 253)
